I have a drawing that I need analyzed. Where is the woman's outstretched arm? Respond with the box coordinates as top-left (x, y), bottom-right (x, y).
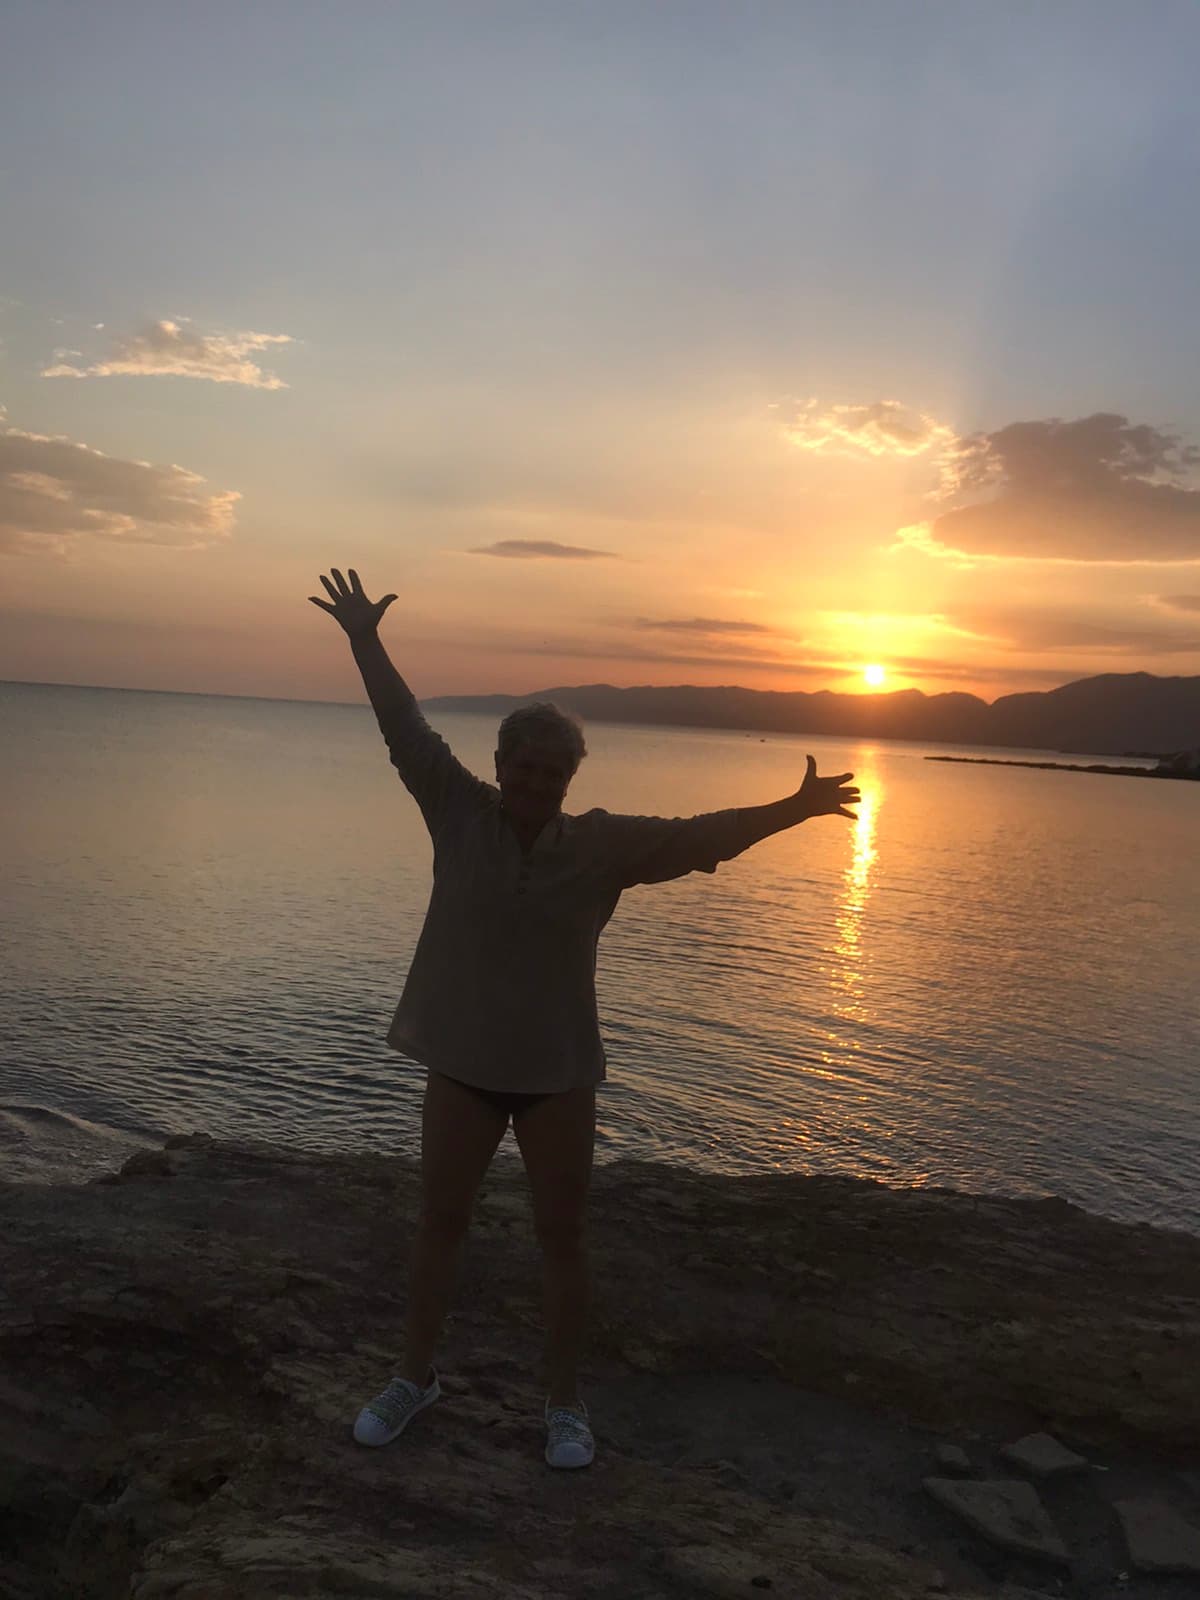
top-left (598, 756), bottom-right (860, 889)
top-left (732, 755), bottom-right (859, 851)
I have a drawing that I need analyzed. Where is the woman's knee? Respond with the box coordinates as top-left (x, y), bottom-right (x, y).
top-left (417, 1200), bottom-right (475, 1244)
top-left (535, 1213), bottom-right (588, 1259)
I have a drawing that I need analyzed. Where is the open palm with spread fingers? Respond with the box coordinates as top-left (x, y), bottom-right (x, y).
top-left (308, 568), bottom-right (397, 640)
top-left (799, 754), bottom-right (860, 820)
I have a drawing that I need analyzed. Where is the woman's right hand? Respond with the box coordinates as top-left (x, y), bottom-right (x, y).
top-left (308, 568), bottom-right (398, 639)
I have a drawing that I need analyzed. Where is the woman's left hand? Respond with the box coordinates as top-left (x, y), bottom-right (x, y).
top-left (798, 755), bottom-right (860, 820)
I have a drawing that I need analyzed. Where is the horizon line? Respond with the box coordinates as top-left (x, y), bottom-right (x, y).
top-left (1, 668), bottom-right (1190, 717)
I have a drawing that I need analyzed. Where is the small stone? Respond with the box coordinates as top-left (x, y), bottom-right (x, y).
top-left (934, 1444), bottom-right (971, 1475)
top-left (924, 1477), bottom-right (1071, 1565)
top-left (1000, 1431), bottom-right (1089, 1478)
top-left (1114, 1497), bottom-right (1200, 1574)
top-left (531, 1556), bottom-right (577, 1579)
top-left (621, 1340), bottom-right (666, 1372)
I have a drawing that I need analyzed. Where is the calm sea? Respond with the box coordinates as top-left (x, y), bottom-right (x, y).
top-left (2, 680), bottom-right (1197, 1232)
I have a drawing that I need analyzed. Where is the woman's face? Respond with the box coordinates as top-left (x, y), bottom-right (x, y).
top-left (494, 738), bottom-right (576, 827)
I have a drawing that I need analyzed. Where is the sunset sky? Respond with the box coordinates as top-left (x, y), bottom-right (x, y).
top-left (3, 2), bottom-right (1200, 706)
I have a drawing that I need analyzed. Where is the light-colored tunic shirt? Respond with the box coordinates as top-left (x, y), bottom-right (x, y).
top-left (377, 692), bottom-right (761, 1093)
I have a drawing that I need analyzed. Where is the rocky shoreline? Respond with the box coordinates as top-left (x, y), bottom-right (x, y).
top-left (925, 756), bottom-right (1196, 781)
top-left (3, 1135), bottom-right (1199, 1598)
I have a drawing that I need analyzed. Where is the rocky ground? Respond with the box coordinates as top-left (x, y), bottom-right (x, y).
top-left (2, 1135), bottom-right (1199, 1599)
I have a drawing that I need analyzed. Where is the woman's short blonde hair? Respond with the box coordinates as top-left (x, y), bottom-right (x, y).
top-left (496, 701), bottom-right (587, 773)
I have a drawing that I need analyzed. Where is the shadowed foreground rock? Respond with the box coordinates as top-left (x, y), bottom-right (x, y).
top-left (2, 1135), bottom-right (1199, 1598)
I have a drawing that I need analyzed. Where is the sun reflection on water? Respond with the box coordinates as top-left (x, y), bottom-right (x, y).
top-left (771, 772), bottom-right (884, 1172)
top-left (830, 776), bottom-right (880, 1034)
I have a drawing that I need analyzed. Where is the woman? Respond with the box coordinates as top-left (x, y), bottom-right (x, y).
top-left (309, 567), bottom-right (859, 1470)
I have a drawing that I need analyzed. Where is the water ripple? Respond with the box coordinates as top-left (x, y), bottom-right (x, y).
top-left (2, 687), bottom-right (1197, 1228)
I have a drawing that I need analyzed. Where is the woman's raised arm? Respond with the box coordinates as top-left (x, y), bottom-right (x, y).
top-left (309, 567), bottom-right (408, 722)
top-left (309, 566), bottom-right (488, 829)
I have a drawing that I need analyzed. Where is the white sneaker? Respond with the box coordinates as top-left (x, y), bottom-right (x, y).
top-left (544, 1399), bottom-right (594, 1469)
top-left (353, 1368), bottom-right (440, 1447)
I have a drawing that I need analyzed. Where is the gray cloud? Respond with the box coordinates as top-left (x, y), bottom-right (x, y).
top-left (929, 413), bottom-right (1200, 561)
top-left (42, 319), bottom-right (292, 389)
top-left (467, 539), bottom-right (615, 560)
top-left (0, 425), bottom-right (239, 551)
top-left (1154, 592), bottom-right (1200, 613)
top-left (633, 616), bottom-right (776, 635)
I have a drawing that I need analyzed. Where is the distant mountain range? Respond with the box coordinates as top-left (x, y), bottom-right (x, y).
top-left (422, 672), bottom-right (1200, 757)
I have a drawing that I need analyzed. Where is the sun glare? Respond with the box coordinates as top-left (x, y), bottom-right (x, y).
top-left (863, 663), bottom-right (886, 688)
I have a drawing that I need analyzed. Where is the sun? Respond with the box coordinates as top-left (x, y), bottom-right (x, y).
top-left (863, 663), bottom-right (887, 688)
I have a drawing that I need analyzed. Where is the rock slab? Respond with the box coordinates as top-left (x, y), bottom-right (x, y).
top-left (662, 1545), bottom-right (777, 1598)
top-left (933, 1444), bottom-right (971, 1476)
top-left (999, 1431), bottom-right (1089, 1478)
top-left (6, 1134), bottom-right (1200, 1600)
top-left (1114, 1497), bottom-right (1200, 1574)
top-left (924, 1477), bottom-right (1071, 1566)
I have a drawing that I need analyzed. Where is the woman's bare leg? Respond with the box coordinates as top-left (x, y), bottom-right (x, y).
top-left (512, 1085), bottom-right (596, 1407)
top-left (399, 1071), bottom-right (508, 1386)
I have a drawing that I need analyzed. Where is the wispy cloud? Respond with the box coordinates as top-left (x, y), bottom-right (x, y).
top-left (446, 632), bottom-right (1061, 687)
top-left (924, 413), bottom-right (1200, 563)
top-left (1152, 592), bottom-right (1200, 613)
top-left (0, 424), bottom-right (238, 552)
top-left (781, 398), bottom-right (956, 461)
top-left (451, 633), bottom-right (836, 674)
top-left (634, 616), bottom-right (776, 636)
top-left (950, 603), bottom-right (1200, 655)
top-left (467, 539), bottom-right (615, 560)
top-left (42, 319), bottom-right (293, 389)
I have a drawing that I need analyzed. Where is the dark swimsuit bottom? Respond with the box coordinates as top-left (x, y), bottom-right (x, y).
top-left (441, 1073), bottom-right (555, 1119)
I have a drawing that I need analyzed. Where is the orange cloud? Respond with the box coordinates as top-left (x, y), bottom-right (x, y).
top-left (633, 616), bottom-right (777, 636)
top-left (42, 318), bottom-right (293, 388)
top-left (781, 398), bottom-right (956, 461)
top-left (0, 424), bottom-right (239, 551)
top-left (950, 603), bottom-right (1200, 655)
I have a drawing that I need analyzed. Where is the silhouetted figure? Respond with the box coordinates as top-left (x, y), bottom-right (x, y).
top-left (310, 567), bottom-right (859, 1468)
